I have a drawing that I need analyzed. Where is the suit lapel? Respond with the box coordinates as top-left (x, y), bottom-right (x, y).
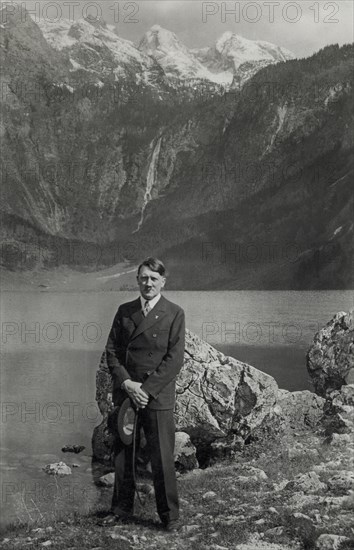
top-left (129, 299), bottom-right (144, 328)
top-left (130, 295), bottom-right (167, 340)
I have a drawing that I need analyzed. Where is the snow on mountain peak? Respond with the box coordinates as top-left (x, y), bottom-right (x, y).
top-left (29, 13), bottom-right (293, 90)
top-left (214, 31), bottom-right (294, 68)
top-left (216, 31), bottom-right (234, 51)
top-left (139, 25), bottom-right (233, 85)
top-left (139, 25), bottom-right (184, 56)
top-left (194, 31), bottom-right (295, 76)
top-left (31, 13), bottom-right (152, 73)
top-left (150, 24), bottom-right (163, 32)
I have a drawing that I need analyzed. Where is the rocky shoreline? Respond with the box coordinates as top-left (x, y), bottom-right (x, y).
top-left (91, 309), bottom-right (354, 549)
top-left (1, 310), bottom-right (353, 550)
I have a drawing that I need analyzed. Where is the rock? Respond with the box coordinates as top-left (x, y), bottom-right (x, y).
top-left (293, 512), bottom-right (312, 521)
top-left (315, 534), bottom-right (351, 550)
top-left (109, 532), bottom-right (130, 541)
top-left (330, 433), bottom-right (353, 445)
top-left (289, 513), bottom-right (316, 544)
top-left (93, 314), bottom-right (352, 464)
top-left (210, 435), bottom-right (245, 459)
top-left (322, 384), bottom-right (354, 436)
top-left (215, 516), bottom-right (239, 527)
top-left (182, 524), bottom-right (200, 533)
top-left (307, 310), bottom-right (354, 397)
top-left (265, 526), bottom-right (284, 536)
top-left (174, 432), bottom-right (199, 471)
top-left (93, 329), bottom-right (281, 463)
top-left (43, 462), bottom-right (72, 476)
top-left (61, 445), bottom-right (85, 454)
top-left (276, 389), bottom-right (325, 428)
top-left (137, 483), bottom-right (155, 497)
top-left (287, 441), bottom-right (319, 460)
top-left (97, 472), bottom-right (115, 487)
top-left (202, 491), bottom-right (217, 500)
top-left (176, 331), bottom-right (279, 444)
top-left (236, 536), bottom-right (295, 550)
top-left (327, 471), bottom-right (354, 493)
top-left (285, 471), bottom-right (326, 494)
top-left (236, 465), bottom-right (268, 483)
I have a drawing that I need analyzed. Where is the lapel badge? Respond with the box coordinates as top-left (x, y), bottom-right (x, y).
top-left (155, 315), bottom-right (159, 319)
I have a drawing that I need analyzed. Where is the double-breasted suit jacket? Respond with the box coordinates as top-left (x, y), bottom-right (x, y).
top-left (105, 295), bottom-right (185, 410)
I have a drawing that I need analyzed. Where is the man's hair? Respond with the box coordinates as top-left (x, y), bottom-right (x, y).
top-left (137, 257), bottom-right (166, 277)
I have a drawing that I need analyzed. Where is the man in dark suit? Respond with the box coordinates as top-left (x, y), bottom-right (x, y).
top-left (104, 257), bottom-right (185, 531)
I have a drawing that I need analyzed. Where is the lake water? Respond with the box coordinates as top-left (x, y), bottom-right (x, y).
top-left (1, 290), bottom-right (353, 526)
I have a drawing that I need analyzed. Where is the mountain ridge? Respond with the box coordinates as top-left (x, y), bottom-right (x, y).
top-left (1, 9), bottom-right (352, 289)
top-left (29, 14), bottom-right (295, 89)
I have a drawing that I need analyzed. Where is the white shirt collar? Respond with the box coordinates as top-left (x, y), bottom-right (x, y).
top-left (140, 293), bottom-right (161, 311)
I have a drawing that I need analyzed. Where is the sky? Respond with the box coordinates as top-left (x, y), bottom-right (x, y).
top-left (8, 0), bottom-right (354, 58)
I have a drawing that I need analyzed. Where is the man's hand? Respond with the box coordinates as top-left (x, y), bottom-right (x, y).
top-left (122, 380), bottom-right (149, 408)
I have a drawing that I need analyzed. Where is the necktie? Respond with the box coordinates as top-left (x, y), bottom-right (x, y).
top-left (142, 300), bottom-right (151, 317)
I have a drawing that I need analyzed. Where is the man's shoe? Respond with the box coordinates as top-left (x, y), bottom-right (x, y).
top-left (164, 519), bottom-right (182, 532)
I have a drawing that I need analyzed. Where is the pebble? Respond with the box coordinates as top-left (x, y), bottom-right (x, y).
top-left (43, 462), bottom-right (72, 476)
top-left (98, 473), bottom-right (115, 487)
top-left (265, 526), bottom-right (284, 536)
top-left (315, 534), bottom-right (351, 550)
top-left (182, 524), bottom-right (200, 533)
top-left (202, 491), bottom-right (217, 500)
top-left (109, 533), bottom-right (130, 541)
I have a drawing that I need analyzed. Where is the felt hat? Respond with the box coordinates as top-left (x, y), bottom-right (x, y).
top-left (116, 397), bottom-right (136, 446)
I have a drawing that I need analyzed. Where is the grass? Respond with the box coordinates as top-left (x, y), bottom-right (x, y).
top-left (1, 429), bottom-right (354, 549)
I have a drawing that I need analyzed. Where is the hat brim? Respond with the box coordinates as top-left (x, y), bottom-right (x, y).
top-left (117, 397), bottom-right (136, 446)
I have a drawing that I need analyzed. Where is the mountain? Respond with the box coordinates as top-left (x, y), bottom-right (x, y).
top-left (138, 25), bottom-right (233, 86)
top-left (1, 9), bottom-right (353, 289)
top-left (32, 16), bottom-right (294, 90)
top-left (31, 15), bottom-right (167, 89)
top-left (192, 31), bottom-right (295, 87)
top-left (193, 31), bottom-right (294, 70)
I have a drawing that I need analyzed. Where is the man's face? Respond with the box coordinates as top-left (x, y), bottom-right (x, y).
top-left (137, 266), bottom-right (165, 300)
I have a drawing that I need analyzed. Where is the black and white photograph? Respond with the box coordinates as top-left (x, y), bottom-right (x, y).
top-left (1, 0), bottom-right (353, 548)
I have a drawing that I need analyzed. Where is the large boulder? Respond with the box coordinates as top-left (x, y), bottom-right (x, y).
top-left (321, 384), bottom-right (354, 436)
top-left (92, 329), bottom-right (323, 465)
top-left (274, 389), bottom-right (325, 429)
top-left (307, 310), bottom-right (354, 397)
top-left (307, 310), bottom-right (354, 438)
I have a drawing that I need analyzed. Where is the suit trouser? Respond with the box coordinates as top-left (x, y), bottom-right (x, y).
top-left (111, 407), bottom-right (179, 524)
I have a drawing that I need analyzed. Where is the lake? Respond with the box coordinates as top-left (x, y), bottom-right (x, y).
top-left (1, 290), bottom-right (353, 526)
